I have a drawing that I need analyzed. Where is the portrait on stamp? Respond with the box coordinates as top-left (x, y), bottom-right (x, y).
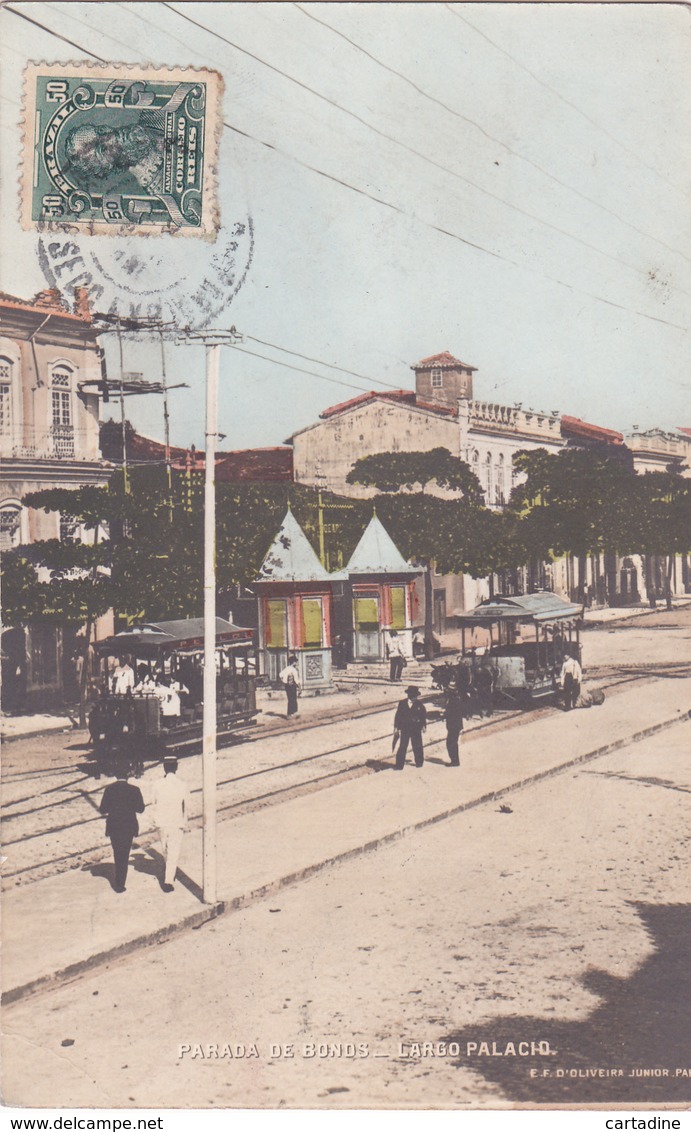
top-left (21, 63), bottom-right (222, 236)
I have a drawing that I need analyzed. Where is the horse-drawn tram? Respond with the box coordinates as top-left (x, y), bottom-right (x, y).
top-left (442, 592), bottom-right (584, 707)
top-left (90, 617), bottom-right (257, 764)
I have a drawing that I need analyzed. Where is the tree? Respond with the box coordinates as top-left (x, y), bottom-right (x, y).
top-left (13, 485), bottom-right (115, 725)
top-left (347, 449), bottom-right (486, 658)
top-left (506, 446), bottom-right (637, 602)
top-left (626, 471), bottom-right (691, 609)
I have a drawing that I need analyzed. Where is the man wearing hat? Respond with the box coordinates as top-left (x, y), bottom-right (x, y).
top-left (392, 686), bottom-right (427, 769)
top-left (152, 756), bottom-right (189, 892)
top-left (99, 768), bottom-right (145, 893)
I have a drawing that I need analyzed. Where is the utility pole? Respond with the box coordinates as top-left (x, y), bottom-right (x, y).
top-left (179, 327), bottom-right (244, 905)
top-left (159, 327), bottom-right (173, 523)
top-left (81, 314), bottom-right (185, 498)
top-left (116, 317), bottom-right (129, 494)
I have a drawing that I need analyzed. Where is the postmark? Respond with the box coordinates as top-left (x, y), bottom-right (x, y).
top-left (21, 62), bottom-right (222, 238)
top-left (36, 218), bottom-right (254, 331)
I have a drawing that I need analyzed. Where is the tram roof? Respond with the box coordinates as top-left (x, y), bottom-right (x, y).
top-left (458, 592), bottom-right (583, 625)
top-left (97, 617), bottom-right (254, 655)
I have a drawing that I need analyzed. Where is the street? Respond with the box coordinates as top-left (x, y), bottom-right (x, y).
top-left (2, 607), bottom-right (690, 1108)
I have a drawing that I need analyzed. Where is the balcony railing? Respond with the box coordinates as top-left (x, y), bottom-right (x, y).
top-left (50, 425), bottom-right (75, 457)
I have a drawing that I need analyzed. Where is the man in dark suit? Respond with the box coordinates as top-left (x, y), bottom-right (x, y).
top-left (99, 768), bottom-right (145, 892)
top-left (444, 688), bottom-right (465, 766)
top-left (393, 686), bottom-right (427, 769)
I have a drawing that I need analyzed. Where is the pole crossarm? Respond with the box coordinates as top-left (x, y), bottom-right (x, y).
top-left (175, 326), bottom-right (245, 346)
top-left (77, 378), bottom-right (188, 397)
top-left (90, 313), bottom-right (177, 333)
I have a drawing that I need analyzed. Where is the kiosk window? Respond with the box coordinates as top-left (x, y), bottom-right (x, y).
top-left (267, 600), bottom-right (287, 647)
top-left (390, 587), bottom-right (406, 630)
top-left (302, 599), bottom-right (323, 648)
top-left (354, 597), bottom-right (378, 626)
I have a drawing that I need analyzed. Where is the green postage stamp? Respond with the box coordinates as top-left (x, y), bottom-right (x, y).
top-left (21, 62), bottom-right (222, 237)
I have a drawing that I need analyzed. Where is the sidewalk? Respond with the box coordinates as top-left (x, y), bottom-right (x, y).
top-left (1, 710), bottom-right (76, 742)
top-left (3, 672), bottom-right (689, 1004)
top-left (581, 597), bottom-right (691, 626)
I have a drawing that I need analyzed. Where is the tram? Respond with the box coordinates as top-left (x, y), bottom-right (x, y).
top-left (438, 592), bottom-right (584, 707)
top-left (90, 617), bottom-right (258, 762)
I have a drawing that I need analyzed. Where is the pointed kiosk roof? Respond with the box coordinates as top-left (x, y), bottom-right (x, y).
top-left (346, 515), bottom-right (419, 576)
top-left (257, 509), bottom-right (334, 583)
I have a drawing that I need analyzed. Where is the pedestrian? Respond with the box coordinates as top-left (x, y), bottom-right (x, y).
top-left (111, 655), bottom-right (135, 696)
top-left (387, 631), bottom-right (407, 683)
top-left (279, 654), bottom-right (301, 718)
top-left (444, 688), bottom-right (465, 766)
top-left (99, 768), bottom-right (145, 893)
top-left (152, 756), bottom-right (189, 892)
top-left (475, 663), bottom-right (495, 717)
top-left (392, 685), bottom-right (427, 769)
top-left (559, 652), bottom-right (582, 711)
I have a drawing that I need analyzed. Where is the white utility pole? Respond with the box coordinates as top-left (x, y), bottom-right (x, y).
top-left (202, 342), bottom-right (220, 904)
top-left (182, 327), bottom-right (243, 905)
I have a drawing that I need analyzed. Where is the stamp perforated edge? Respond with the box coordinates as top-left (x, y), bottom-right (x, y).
top-left (20, 60), bottom-right (224, 240)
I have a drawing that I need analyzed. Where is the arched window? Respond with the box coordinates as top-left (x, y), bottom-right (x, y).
top-left (495, 453), bottom-right (505, 505)
top-left (0, 502), bottom-right (22, 551)
top-left (0, 357), bottom-right (13, 436)
top-left (484, 452), bottom-right (493, 503)
top-left (51, 364), bottom-right (74, 455)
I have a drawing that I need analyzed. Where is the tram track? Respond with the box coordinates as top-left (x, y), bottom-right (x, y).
top-left (2, 660), bottom-right (688, 888)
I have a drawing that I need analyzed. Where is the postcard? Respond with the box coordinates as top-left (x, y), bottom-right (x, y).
top-left (1, 0), bottom-right (689, 1119)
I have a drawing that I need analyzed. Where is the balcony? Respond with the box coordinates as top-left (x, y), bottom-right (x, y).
top-left (50, 425), bottom-right (75, 457)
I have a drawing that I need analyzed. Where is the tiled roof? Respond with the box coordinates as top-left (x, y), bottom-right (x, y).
top-left (0, 288), bottom-right (89, 323)
top-left (216, 448), bottom-right (293, 482)
top-left (101, 426), bottom-right (294, 481)
top-left (319, 390), bottom-right (457, 421)
top-left (677, 427), bottom-right (691, 438)
top-left (413, 351), bottom-right (477, 371)
top-left (561, 415), bottom-right (624, 446)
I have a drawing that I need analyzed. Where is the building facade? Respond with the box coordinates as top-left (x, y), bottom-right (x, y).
top-left (288, 349), bottom-right (691, 628)
top-left (0, 288), bottom-right (112, 709)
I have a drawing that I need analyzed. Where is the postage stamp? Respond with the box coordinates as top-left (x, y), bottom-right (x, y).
top-left (21, 62), bottom-right (223, 238)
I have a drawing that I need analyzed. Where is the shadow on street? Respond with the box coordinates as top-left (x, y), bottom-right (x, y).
top-left (443, 902), bottom-right (691, 1103)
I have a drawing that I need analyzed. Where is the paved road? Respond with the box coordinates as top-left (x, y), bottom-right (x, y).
top-left (2, 607), bottom-right (690, 1108)
top-left (4, 607), bottom-right (689, 888)
top-left (3, 697), bottom-right (689, 1109)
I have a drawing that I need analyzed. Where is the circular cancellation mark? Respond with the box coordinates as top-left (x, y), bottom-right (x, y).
top-left (36, 217), bottom-right (254, 336)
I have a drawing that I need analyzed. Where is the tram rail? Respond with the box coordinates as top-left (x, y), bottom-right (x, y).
top-left (2, 659), bottom-right (689, 888)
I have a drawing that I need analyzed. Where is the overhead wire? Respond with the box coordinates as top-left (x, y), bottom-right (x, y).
top-left (2, 3), bottom-right (689, 338)
top-left (294, 2), bottom-right (691, 270)
top-left (244, 335), bottom-right (405, 391)
top-left (446, 4), bottom-right (691, 202)
top-left (163, 2), bottom-right (691, 292)
top-left (2, 6), bottom-right (107, 62)
top-left (221, 343), bottom-right (406, 399)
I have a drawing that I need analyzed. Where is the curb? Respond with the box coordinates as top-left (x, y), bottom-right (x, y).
top-left (1, 722), bottom-right (76, 744)
top-left (4, 709), bottom-right (688, 1007)
top-left (582, 599), bottom-right (691, 630)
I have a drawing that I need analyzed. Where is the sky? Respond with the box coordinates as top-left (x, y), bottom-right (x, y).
top-left (1, 1), bottom-right (690, 452)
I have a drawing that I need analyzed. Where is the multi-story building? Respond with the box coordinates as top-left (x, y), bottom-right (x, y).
top-left (0, 287), bottom-right (111, 709)
top-left (622, 428), bottom-right (691, 475)
top-left (288, 350), bottom-right (690, 628)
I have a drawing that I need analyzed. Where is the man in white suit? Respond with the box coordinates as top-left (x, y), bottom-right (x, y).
top-left (152, 756), bottom-right (189, 892)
